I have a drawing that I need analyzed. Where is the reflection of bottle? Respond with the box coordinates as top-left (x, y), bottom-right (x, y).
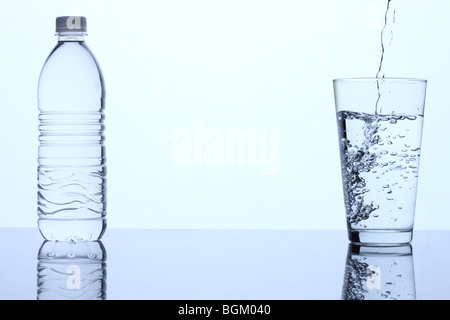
top-left (37, 241), bottom-right (107, 300)
top-left (341, 244), bottom-right (415, 300)
top-left (37, 16), bottom-right (106, 241)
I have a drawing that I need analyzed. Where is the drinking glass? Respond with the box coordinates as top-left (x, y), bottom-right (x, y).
top-left (334, 78), bottom-right (427, 244)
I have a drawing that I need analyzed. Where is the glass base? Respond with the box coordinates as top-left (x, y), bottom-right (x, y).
top-left (348, 229), bottom-right (413, 245)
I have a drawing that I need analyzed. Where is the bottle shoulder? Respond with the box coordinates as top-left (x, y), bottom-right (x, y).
top-left (42, 41), bottom-right (102, 72)
top-left (38, 41), bottom-right (105, 99)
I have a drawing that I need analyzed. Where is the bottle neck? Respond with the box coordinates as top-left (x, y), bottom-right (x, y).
top-left (57, 32), bottom-right (86, 42)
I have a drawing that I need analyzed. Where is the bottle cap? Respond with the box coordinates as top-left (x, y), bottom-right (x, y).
top-left (56, 16), bottom-right (87, 33)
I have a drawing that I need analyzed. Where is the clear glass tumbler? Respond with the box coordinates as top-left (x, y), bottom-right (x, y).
top-left (333, 78), bottom-right (427, 244)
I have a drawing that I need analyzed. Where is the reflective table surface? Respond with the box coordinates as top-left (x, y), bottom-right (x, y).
top-left (0, 228), bottom-right (449, 300)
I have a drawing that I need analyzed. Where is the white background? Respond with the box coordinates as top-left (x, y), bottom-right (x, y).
top-left (0, 0), bottom-right (449, 230)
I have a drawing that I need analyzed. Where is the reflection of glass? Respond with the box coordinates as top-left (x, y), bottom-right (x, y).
top-left (37, 241), bottom-right (107, 300)
top-left (334, 78), bottom-right (427, 244)
top-left (342, 244), bottom-right (415, 300)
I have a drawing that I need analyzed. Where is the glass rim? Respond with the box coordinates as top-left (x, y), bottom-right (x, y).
top-left (333, 77), bottom-right (427, 83)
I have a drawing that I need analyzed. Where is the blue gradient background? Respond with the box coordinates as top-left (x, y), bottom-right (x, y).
top-left (0, 0), bottom-right (448, 230)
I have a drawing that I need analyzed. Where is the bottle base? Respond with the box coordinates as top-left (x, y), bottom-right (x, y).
top-left (348, 229), bottom-right (413, 245)
top-left (38, 218), bottom-right (106, 241)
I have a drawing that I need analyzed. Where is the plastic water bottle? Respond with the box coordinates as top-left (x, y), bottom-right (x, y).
top-left (37, 16), bottom-right (106, 241)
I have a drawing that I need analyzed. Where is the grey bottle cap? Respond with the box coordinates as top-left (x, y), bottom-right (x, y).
top-left (56, 16), bottom-right (87, 33)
